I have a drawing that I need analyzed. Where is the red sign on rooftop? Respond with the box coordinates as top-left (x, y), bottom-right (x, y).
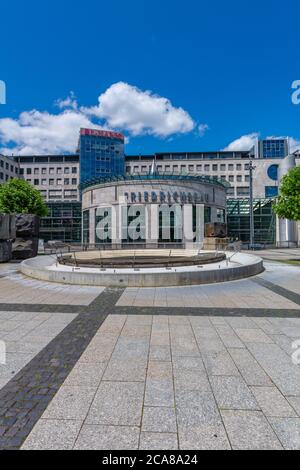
top-left (80, 128), bottom-right (124, 141)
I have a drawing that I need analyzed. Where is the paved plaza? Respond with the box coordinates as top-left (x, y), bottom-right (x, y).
top-left (0, 256), bottom-right (300, 450)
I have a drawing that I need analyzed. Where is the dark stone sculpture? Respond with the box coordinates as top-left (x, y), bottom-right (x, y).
top-left (0, 241), bottom-right (12, 262)
top-left (12, 214), bottom-right (40, 260)
top-left (205, 222), bottom-right (227, 238)
top-left (0, 214), bottom-right (16, 263)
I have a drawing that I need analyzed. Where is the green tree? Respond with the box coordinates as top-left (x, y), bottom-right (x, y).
top-left (274, 166), bottom-right (300, 221)
top-left (0, 178), bottom-right (48, 216)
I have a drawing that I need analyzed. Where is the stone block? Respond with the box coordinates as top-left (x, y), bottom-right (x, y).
top-left (0, 240), bottom-right (12, 263)
top-left (12, 238), bottom-right (39, 260)
top-left (0, 214), bottom-right (16, 240)
top-left (15, 214), bottom-right (40, 238)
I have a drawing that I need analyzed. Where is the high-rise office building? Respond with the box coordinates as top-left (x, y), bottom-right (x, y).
top-left (257, 139), bottom-right (289, 159)
top-left (79, 128), bottom-right (125, 185)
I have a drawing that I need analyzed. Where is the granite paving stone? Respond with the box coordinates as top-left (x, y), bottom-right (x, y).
top-left (210, 376), bottom-right (259, 410)
top-left (251, 386), bottom-right (297, 418)
top-left (173, 369), bottom-right (211, 392)
top-left (247, 342), bottom-right (300, 396)
top-left (202, 351), bottom-right (240, 376)
top-left (85, 381), bottom-right (144, 426)
top-left (145, 362), bottom-right (175, 407)
top-left (268, 417), bottom-right (300, 450)
top-left (142, 407), bottom-right (177, 433)
top-left (176, 389), bottom-right (230, 450)
top-left (149, 345), bottom-right (171, 362)
top-left (228, 348), bottom-right (273, 386)
top-left (103, 358), bottom-right (147, 382)
top-left (63, 362), bottom-right (107, 387)
top-left (234, 328), bottom-right (274, 344)
top-left (286, 397), bottom-right (300, 416)
top-left (42, 386), bottom-right (97, 420)
top-left (74, 425), bottom-right (140, 450)
top-left (139, 432), bottom-right (178, 450)
top-left (21, 419), bottom-right (82, 450)
top-left (221, 410), bottom-right (283, 450)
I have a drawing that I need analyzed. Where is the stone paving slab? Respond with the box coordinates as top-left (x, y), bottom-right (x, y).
top-left (221, 410), bottom-right (283, 450)
top-left (268, 417), bottom-right (300, 450)
top-left (19, 310), bottom-right (299, 450)
top-left (0, 258), bottom-right (300, 451)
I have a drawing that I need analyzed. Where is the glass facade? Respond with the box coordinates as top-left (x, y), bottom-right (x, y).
top-left (227, 199), bottom-right (276, 245)
top-left (39, 202), bottom-right (82, 243)
top-left (259, 139), bottom-right (288, 159)
top-left (79, 129), bottom-right (125, 185)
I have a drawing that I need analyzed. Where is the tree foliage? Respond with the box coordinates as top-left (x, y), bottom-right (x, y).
top-left (0, 178), bottom-right (48, 217)
top-left (274, 166), bottom-right (300, 221)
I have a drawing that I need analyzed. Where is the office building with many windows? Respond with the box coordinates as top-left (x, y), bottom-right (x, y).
top-left (0, 154), bottom-right (20, 183)
top-left (79, 128), bottom-right (125, 185)
top-left (1, 133), bottom-right (299, 246)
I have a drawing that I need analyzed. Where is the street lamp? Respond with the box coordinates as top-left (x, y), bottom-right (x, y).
top-left (249, 159), bottom-right (256, 249)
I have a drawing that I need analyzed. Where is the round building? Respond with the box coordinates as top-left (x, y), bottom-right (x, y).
top-left (81, 174), bottom-right (228, 248)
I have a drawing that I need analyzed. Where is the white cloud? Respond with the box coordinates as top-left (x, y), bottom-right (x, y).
top-left (84, 82), bottom-right (195, 137)
top-left (55, 92), bottom-right (78, 110)
top-left (223, 133), bottom-right (259, 151)
top-left (0, 82), bottom-right (196, 155)
top-left (198, 123), bottom-right (209, 137)
top-left (224, 133), bottom-right (300, 154)
top-left (0, 109), bottom-right (102, 155)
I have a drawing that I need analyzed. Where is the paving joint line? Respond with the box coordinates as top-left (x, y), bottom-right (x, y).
top-left (252, 277), bottom-right (300, 306)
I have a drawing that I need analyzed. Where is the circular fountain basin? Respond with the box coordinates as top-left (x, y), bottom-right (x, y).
top-left (21, 249), bottom-right (264, 287)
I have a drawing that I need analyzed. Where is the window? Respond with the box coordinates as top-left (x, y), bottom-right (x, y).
top-left (188, 165), bottom-right (194, 172)
top-left (228, 175), bottom-right (234, 182)
top-left (57, 168), bottom-right (62, 174)
top-left (265, 186), bottom-right (278, 198)
top-left (196, 165), bottom-right (202, 171)
top-left (245, 175), bottom-right (250, 183)
top-left (49, 179), bottom-right (54, 186)
top-left (72, 167), bottom-right (77, 174)
top-left (204, 164), bottom-right (210, 172)
top-left (64, 167), bottom-right (70, 174)
top-left (227, 187), bottom-right (235, 196)
top-left (64, 178), bottom-right (70, 185)
top-left (72, 178), bottom-right (77, 185)
top-left (220, 164), bottom-right (226, 171)
top-left (34, 168), bottom-right (39, 175)
top-left (236, 175), bottom-right (242, 182)
top-left (49, 168), bottom-right (55, 174)
top-left (228, 164), bottom-right (234, 171)
top-left (57, 179), bottom-right (62, 185)
top-left (212, 164), bottom-right (218, 171)
top-left (34, 179), bottom-right (39, 186)
top-left (41, 179), bottom-right (47, 185)
top-left (237, 187), bottom-right (250, 196)
top-left (42, 168), bottom-right (47, 174)
top-left (236, 164), bottom-right (242, 171)
top-left (26, 168), bottom-right (32, 175)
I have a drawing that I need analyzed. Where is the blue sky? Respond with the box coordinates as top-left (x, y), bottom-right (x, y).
top-left (0, 0), bottom-right (299, 155)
